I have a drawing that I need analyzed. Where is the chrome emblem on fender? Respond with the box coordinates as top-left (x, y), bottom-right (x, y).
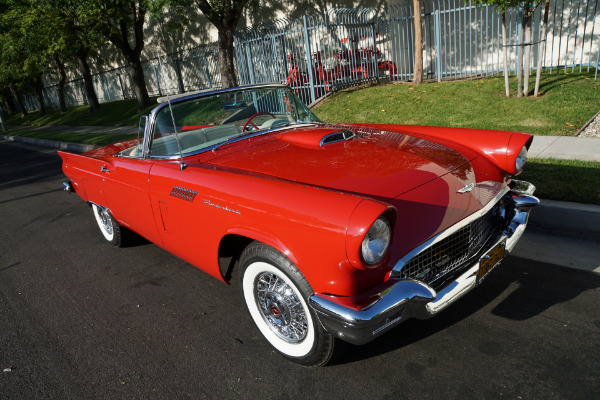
top-left (457, 183), bottom-right (475, 193)
top-left (170, 186), bottom-right (198, 202)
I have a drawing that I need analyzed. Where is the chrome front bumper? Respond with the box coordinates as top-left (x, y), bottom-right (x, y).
top-left (309, 180), bottom-right (539, 345)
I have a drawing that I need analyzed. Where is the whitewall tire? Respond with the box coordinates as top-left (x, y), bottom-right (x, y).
top-left (92, 204), bottom-right (123, 247)
top-left (239, 242), bottom-right (335, 366)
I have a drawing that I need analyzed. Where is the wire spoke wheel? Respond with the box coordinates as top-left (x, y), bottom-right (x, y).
top-left (240, 242), bottom-right (335, 366)
top-left (92, 204), bottom-right (123, 246)
top-left (255, 271), bottom-right (308, 343)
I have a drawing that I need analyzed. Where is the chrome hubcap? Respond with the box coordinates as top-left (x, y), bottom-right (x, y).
top-left (98, 208), bottom-right (113, 235)
top-left (254, 272), bottom-right (308, 343)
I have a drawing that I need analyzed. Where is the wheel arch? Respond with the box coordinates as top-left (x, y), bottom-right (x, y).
top-left (217, 228), bottom-right (299, 284)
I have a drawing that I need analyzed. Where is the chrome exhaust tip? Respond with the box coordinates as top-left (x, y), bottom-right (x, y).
top-left (62, 181), bottom-right (74, 193)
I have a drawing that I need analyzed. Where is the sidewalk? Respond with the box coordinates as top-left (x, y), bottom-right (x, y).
top-left (528, 136), bottom-right (600, 162)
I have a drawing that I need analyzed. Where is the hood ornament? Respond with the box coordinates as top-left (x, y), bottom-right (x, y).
top-left (457, 183), bottom-right (475, 193)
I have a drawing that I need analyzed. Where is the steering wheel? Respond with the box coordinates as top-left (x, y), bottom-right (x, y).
top-left (242, 111), bottom-right (275, 132)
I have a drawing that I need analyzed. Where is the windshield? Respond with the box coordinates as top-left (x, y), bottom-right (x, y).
top-left (149, 86), bottom-right (321, 157)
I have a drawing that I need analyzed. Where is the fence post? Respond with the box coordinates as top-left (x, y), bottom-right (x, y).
top-left (372, 22), bottom-right (379, 82)
top-left (302, 15), bottom-right (316, 104)
top-left (434, 9), bottom-right (442, 82)
top-left (517, 6), bottom-right (523, 75)
top-left (152, 64), bottom-right (163, 97)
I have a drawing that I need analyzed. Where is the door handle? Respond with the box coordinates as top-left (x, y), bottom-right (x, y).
top-left (100, 166), bottom-right (110, 172)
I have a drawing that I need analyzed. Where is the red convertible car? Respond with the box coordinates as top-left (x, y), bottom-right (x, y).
top-left (59, 84), bottom-right (538, 366)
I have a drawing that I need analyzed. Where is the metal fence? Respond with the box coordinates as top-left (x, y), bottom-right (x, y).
top-left (234, 0), bottom-right (600, 104)
top-left (25, 0), bottom-right (600, 111)
top-left (29, 45), bottom-right (222, 110)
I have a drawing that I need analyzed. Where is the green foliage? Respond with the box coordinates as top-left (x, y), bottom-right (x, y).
top-left (468, 0), bottom-right (523, 12)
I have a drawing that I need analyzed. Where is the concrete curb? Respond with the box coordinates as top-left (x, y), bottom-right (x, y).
top-left (1, 134), bottom-right (97, 153)
top-left (528, 199), bottom-right (600, 242)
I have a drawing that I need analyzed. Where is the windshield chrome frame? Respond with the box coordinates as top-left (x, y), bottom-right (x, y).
top-left (142, 83), bottom-right (317, 160)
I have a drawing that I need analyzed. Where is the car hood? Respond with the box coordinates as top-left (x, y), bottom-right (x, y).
top-left (201, 124), bottom-right (476, 199)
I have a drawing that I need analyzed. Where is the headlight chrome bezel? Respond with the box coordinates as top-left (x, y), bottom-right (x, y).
top-left (360, 217), bottom-right (392, 265)
top-left (514, 146), bottom-right (528, 175)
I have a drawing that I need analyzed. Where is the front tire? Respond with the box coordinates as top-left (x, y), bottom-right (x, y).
top-left (239, 242), bottom-right (335, 366)
top-left (91, 204), bottom-right (123, 247)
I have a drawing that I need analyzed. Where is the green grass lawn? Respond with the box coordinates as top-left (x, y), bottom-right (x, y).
top-left (314, 71), bottom-right (600, 136)
top-left (6, 97), bottom-right (158, 127)
top-left (519, 158), bottom-right (600, 205)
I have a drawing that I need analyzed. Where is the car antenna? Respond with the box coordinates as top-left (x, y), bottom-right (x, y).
top-left (156, 50), bottom-right (186, 171)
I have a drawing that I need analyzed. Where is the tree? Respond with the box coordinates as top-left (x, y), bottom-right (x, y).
top-left (412, 0), bottom-right (423, 84)
top-left (77, 1), bottom-right (174, 111)
top-left (470, 0), bottom-right (519, 97)
top-left (46, 0), bottom-right (105, 112)
top-left (0, 0), bottom-right (55, 116)
top-left (533, 0), bottom-right (550, 97)
top-left (194, 0), bottom-right (255, 88)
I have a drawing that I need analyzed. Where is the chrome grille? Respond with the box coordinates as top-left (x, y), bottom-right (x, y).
top-left (398, 204), bottom-right (503, 288)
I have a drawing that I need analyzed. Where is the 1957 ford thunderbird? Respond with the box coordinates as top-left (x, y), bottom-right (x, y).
top-left (59, 83), bottom-right (538, 366)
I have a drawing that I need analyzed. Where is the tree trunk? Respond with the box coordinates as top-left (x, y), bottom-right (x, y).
top-left (218, 29), bottom-right (238, 88)
top-left (106, 6), bottom-right (151, 112)
top-left (501, 12), bottom-right (510, 97)
top-left (412, 0), bottom-right (423, 84)
top-left (33, 74), bottom-right (47, 116)
top-left (124, 53), bottom-right (151, 111)
top-left (534, 0), bottom-right (551, 97)
top-left (54, 57), bottom-right (68, 112)
top-left (517, 10), bottom-right (525, 98)
top-left (76, 53), bottom-right (101, 111)
top-left (10, 85), bottom-right (28, 117)
top-left (523, 10), bottom-right (532, 96)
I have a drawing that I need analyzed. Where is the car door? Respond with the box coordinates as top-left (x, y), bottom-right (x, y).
top-left (99, 156), bottom-right (163, 245)
top-left (147, 161), bottom-right (238, 280)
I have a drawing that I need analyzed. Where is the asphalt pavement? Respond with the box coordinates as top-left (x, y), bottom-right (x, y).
top-left (1, 140), bottom-right (599, 399)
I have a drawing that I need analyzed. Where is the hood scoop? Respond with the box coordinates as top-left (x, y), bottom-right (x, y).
top-left (280, 127), bottom-right (357, 149)
top-left (320, 130), bottom-right (355, 146)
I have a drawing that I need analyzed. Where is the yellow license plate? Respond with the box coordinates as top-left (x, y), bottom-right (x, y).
top-left (477, 240), bottom-right (506, 283)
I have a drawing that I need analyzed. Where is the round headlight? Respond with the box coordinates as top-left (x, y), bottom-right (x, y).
top-left (515, 146), bottom-right (528, 175)
top-left (361, 217), bottom-right (391, 265)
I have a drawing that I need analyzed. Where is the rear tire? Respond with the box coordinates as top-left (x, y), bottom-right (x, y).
top-left (92, 204), bottom-right (123, 247)
top-left (239, 242), bottom-right (335, 366)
